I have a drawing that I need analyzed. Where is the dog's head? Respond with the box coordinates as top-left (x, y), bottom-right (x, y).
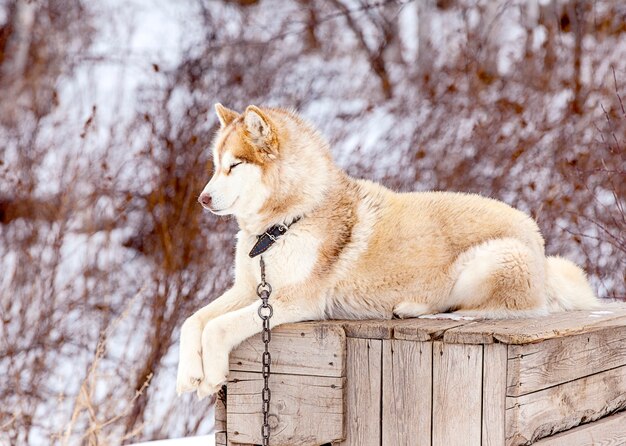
top-left (198, 104), bottom-right (276, 217)
top-left (199, 103), bottom-right (332, 224)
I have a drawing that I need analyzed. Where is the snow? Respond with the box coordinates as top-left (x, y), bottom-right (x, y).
top-left (130, 434), bottom-right (214, 446)
top-left (419, 313), bottom-right (477, 321)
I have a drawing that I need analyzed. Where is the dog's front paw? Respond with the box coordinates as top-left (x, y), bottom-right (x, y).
top-left (196, 376), bottom-right (227, 400)
top-left (176, 350), bottom-right (204, 395)
top-left (196, 323), bottom-right (230, 400)
top-left (197, 351), bottom-right (229, 400)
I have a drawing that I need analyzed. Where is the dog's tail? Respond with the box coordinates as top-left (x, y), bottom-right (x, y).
top-left (545, 256), bottom-right (599, 311)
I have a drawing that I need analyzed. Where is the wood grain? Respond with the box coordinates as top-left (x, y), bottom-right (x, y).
top-left (432, 342), bottom-right (483, 446)
top-left (382, 339), bottom-right (432, 446)
top-left (482, 343), bottom-right (508, 446)
top-left (444, 307), bottom-right (626, 344)
top-left (215, 388), bottom-right (227, 434)
top-left (507, 325), bottom-right (626, 396)
top-left (394, 318), bottom-right (473, 342)
top-left (337, 319), bottom-right (396, 339)
top-left (214, 431), bottom-right (227, 446)
top-left (227, 370), bottom-right (344, 446)
top-left (532, 410), bottom-right (626, 446)
top-left (340, 338), bottom-right (382, 446)
top-left (505, 365), bottom-right (626, 445)
top-left (322, 317), bottom-right (475, 340)
top-left (229, 322), bottom-right (345, 377)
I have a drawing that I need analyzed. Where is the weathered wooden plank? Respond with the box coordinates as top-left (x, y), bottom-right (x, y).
top-left (505, 365), bottom-right (626, 445)
top-left (444, 307), bottom-right (626, 344)
top-left (337, 319), bottom-right (395, 339)
top-left (394, 318), bottom-right (472, 342)
top-left (340, 338), bottom-right (382, 446)
top-left (482, 343), bottom-right (508, 446)
top-left (432, 342), bottom-right (483, 446)
top-left (227, 370), bottom-right (344, 446)
top-left (323, 317), bottom-right (473, 340)
top-left (382, 339), bottom-right (432, 446)
top-left (214, 431), bottom-right (227, 446)
top-left (214, 387), bottom-right (227, 434)
top-left (533, 410), bottom-right (626, 446)
top-left (507, 325), bottom-right (626, 396)
top-left (230, 322), bottom-right (345, 377)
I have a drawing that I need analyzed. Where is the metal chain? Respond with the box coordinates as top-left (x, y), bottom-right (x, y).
top-left (256, 255), bottom-right (273, 446)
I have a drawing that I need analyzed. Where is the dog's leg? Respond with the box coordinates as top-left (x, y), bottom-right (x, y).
top-left (177, 286), bottom-right (252, 395)
top-left (446, 237), bottom-right (547, 318)
top-left (196, 299), bottom-right (321, 399)
top-left (392, 302), bottom-right (431, 319)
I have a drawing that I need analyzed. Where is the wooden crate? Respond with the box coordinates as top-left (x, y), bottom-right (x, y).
top-left (215, 306), bottom-right (626, 446)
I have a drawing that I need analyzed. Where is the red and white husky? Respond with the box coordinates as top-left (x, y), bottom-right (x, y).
top-left (177, 104), bottom-right (597, 399)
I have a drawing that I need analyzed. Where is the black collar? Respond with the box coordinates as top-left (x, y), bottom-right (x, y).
top-left (249, 217), bottom-right (301, 258)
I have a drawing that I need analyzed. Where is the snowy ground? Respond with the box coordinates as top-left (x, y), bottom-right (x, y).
top-left (130, 434), bottom-right (214, 446)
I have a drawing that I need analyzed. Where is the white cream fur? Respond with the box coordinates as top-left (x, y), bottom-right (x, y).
top-left (177, 104), bottom-right (599, 399)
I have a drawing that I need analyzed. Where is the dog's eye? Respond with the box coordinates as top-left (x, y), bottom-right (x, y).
top-left (229, 162), bottom-right (243, 172)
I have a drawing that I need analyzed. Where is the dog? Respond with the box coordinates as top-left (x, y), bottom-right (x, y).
top-left (176, 103), bottom-right (598, 399)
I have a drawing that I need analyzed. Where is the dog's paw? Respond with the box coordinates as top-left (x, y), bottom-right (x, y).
top-left (196, 376), bottom-right (227, 400)
top-left (197, 355), bottom-right (229, 400)
top-left (176, 351), bottom-right (204, 395)
top-left (197, 350), bottom-right (229, 400)
top-left (392, 301), bottom-right (430, 319)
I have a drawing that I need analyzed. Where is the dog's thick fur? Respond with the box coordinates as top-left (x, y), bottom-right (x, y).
top-left (177, 104), bottom-right (598, 398)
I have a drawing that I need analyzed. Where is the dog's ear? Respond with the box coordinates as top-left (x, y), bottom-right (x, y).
top-left (214, 103), bottom-right (239, 128)
top-left (243, 105), bottom-right (278, 156)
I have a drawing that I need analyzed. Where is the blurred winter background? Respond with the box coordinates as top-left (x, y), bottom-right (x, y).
top-left (0, 0), bottom-right (624, 444)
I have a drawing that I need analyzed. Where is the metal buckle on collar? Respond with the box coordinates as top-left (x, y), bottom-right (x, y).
top-left (249, 217), bottom-right (301, 258)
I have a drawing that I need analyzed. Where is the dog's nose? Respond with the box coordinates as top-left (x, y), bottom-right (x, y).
top-left (199, 194), bottom-right (212, 207)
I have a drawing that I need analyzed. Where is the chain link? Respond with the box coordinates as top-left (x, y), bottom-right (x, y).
top-left (257, 255), bottom-right (273, 446)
